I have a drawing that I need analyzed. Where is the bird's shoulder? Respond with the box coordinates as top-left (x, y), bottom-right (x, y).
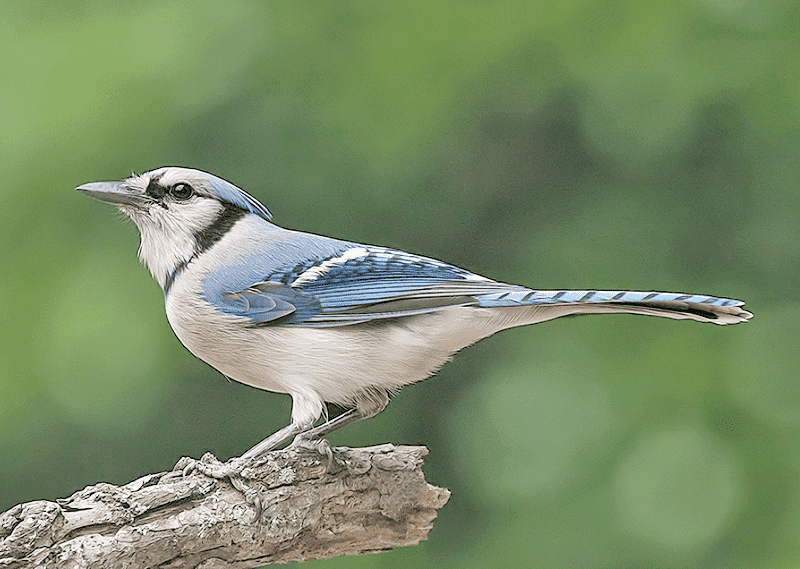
top-left (217, 216), bottom-right (493, 288)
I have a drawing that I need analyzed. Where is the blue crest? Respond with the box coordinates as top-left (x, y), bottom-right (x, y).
top-left (205, 174), bottom-right (272, 221)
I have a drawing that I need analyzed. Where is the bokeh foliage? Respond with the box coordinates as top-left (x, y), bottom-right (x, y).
top-left (1, 1), bottom-right (798, 568)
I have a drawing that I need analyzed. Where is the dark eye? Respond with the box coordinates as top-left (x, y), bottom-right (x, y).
top-left (170, 183), bottom-right (193, 200)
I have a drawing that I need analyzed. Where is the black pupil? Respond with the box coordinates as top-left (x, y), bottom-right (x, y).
top-left (172, 184), bottom-right (192, 199)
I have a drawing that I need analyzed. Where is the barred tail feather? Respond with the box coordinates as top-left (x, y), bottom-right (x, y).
top-left (477, 290), bottom-right (753, 326)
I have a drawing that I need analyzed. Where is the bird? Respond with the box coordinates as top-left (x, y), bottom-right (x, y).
top-left (78, 167), bottom-right (752, 464)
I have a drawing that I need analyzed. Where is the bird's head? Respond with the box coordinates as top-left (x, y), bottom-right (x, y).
top-left (78, 167), bottom-right (272, 289)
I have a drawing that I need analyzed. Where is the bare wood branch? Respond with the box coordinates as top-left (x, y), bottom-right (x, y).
top-left (0, 444), bottom-right (450, 569)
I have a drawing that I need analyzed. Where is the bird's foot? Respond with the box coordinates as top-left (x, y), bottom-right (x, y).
top-left (176, 439), bottom-right (337, 520)
top-left (288, 434), bottom-right (335, 472)
top-left (177, 453), bottom-right (263, 520)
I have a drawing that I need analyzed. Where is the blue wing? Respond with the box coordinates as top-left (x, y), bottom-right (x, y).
top-left (204, 244), bottom-right (526, 326)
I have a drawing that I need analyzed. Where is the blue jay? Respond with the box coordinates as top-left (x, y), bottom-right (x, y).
top-left (79, 167), bottom-right (752, 462)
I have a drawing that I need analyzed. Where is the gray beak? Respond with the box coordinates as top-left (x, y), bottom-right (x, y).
top-left (77, 181), bottom-right (146, 208)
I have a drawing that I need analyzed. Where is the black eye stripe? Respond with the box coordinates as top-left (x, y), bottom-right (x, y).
top-left (145, 176), bottom-right (166, 199)
top-left (144, 173), bottom-right (195, 202)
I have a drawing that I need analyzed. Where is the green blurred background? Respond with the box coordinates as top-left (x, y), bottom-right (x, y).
top-left (1, 1), bottom-right (798, 567)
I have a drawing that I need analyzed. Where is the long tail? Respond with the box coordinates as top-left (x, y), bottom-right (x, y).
top-left (477, 289), bottom-right (753, 325)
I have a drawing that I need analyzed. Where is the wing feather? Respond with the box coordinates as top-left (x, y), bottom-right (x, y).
top-left (210, 245), bottom-right (523, 326)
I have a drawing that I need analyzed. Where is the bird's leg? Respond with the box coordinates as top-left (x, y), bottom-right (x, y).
top-left (293, 407), bottom-right (362, 441)
top-left (183, 422), bottom-right (302, 478)
top-left (289, 387), bottom-right (391, 465)
top-left (240, 422), bottom-right (304, 460)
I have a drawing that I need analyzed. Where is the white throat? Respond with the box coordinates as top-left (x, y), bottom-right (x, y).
top-left (123, 198), bottom-right (224, 289)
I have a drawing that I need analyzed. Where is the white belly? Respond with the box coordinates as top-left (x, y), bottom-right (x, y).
top-left (166, 287), bottom-right (492, 404)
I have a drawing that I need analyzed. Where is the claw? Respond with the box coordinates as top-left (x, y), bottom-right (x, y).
top-left (228, 472), bottom-right (263, 520)
top-left (182, 460), bottom-right (198, 477)
top-left (240, 486), bottom-right (263, 520)
top-left (289, 435), bottom-right (335, 472)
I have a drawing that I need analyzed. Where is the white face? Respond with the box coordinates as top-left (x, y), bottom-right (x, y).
top-left (119, 168), bottom-right (226, 288)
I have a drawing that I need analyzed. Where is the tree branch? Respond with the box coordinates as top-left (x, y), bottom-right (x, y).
top-left (0, 444), bottom-right (450, 569)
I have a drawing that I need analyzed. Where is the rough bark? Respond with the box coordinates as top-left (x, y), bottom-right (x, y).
top-left (0, 444), bottom-right (449, 569)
